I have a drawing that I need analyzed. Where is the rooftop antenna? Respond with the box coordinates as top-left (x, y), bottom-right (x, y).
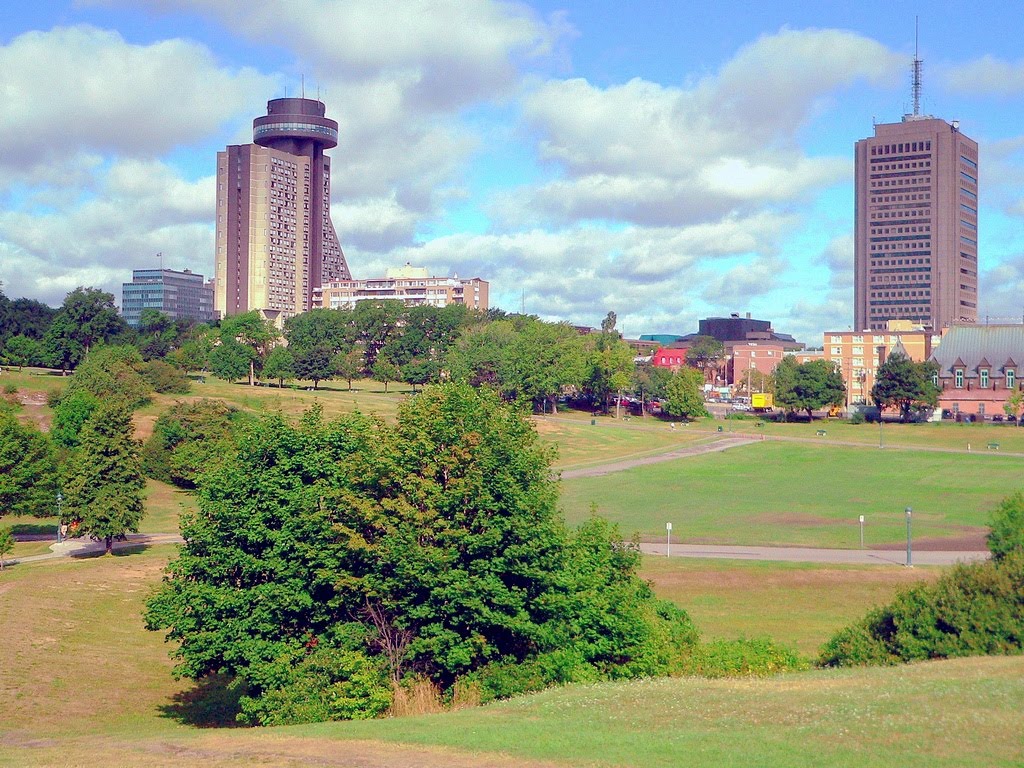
top-left (157, 251), bottom-right (163, 272)
top-left (911, 16), bottom-right (922, 117)
top-left (301, 74), bottom-right (305, 99)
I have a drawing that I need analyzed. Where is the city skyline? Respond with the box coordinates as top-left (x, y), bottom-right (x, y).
top-left (2, 1), bottom-right (1024, 340)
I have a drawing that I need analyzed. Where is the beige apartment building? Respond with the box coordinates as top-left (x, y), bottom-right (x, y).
top-left (854, 116), bottom-right (979, 332)
top-left (321, 265), bottom-right (488, 311)
top-left (823, 321), bottom-right (937, 408)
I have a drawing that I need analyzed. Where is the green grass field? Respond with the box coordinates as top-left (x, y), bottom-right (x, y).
top-left (640, 556), bottom-right (940, 655)
top-left (2, 545), bottom-right (1021, 768)
top-left (561, 440), bottom-right (1023, 547)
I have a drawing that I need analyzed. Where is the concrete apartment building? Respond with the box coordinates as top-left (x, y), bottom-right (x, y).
top-left (321, 264), bottom-right (488, 311)
top-left (121, 268), bottom-right (215, 328)
top-left (853, 113), bottom-right (979, 332)
top-left (823, 321), bottom-right (937, 408)
top-left (215, 98), bottom-right (351, 325)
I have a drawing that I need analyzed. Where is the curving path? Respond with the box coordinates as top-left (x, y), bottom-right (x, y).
top-left (560, 435), bottom-right (758, 479)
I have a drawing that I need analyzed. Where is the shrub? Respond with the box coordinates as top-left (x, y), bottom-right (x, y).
top-left (3, 384), bottom-right (18, 395)
top-left (466, 649), bottom-right (602, 704)
top-left (141, 359), bottom-right (191, 395)
top-left (66, 344), bottom-right (151, 409)
top-left (681, 638), bottom-right (808, 678)
top-left (237, 648), bottom-right (393, 726)
top-left (819, 552), bottom-right (1024, 667)
top-left (142, 399), bottom-right (243, 487)
top-left (848, 411), bottom-right (866, 424)
top-left (987, 492), bottom-right (1024, 561)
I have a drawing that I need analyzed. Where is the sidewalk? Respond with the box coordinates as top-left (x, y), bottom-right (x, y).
top-left (7, 533), bottom-right (184, 566)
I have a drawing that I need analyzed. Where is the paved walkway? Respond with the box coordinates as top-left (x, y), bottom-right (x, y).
top-left (561, 436), bottom-right (758, 479)
top-left (7, 532), bottom-right (184, 566)
top-left (639, 542), bottom-right (989, 566)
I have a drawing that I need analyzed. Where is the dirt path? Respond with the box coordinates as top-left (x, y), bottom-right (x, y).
top-left (560, 436), bottom-right (759, 479)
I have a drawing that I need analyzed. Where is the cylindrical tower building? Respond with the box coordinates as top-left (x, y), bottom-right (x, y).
top-left (253, 98), bottom-right (348, 310)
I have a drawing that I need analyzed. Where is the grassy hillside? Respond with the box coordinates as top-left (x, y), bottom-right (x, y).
top-left (3, 537), bottom-right (1021, 767)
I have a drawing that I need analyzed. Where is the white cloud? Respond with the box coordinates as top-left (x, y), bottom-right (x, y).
top-left (0, 160), bottom-right (214, 306)
top-left (0, 25), bottom-right (275, 177)
top-left (515, 28), bottom-right (900, 226)
top-left (941, 55), bottom-right (1024, 97)
top-left (88, 0), bottom-right (563, 111)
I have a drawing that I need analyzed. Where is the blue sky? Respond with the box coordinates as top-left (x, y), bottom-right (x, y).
top-left (2, 1), bottom-right (1023, 342)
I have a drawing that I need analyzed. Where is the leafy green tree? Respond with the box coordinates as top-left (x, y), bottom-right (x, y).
top-left (49, 287), bottom-right (126, 359)
top-left (0, 413), bottom-right (58, 518)
top-left (284, 308), bottom-right (349, 355)
top-left (209, 338), bottom-right (255, 383)
top-left (2, 334), bottom-right (41, 370)
top-left (401, 358), bottom-right (439, 392)
top-left (142, 399), bottom-right (245, 488)
top-left (351, 300), bottom-right (403, 369)
top-left (775, 358), bottom-right (845, 419)
top-left (42, 315), bottom-right (85, 374)
top-left (446, 319), bottom-right (517, 389)
top-left (293, 346), bottom-right (335, 390)
top-left (734, 368), bottom-right (773, 399)
top-left (1005, 389), bottom-right (1024, 422)
top-left (987, 492), bottom-right (1024, 562)
top-left (51, 390), bottom-right (100, 449)
top-left (871, 352), bottom-right (939, 422)
top-left (263, 346), bottom-right (296, 388)
top-left (146, 384), bottom-right (698, 724)
top-left (632, 363), bottom-right (673, 415)
top-left (662, 367), bottom-right (708, 420)
top-left (62, 404), bottom-right (145, 554)
top-left (221, 311), bottom-right (278, 385)
top-left (65, 344), bottom-right (152, 409)
top-left (0, 527), bottom-right (13, 569)
top-left (505, 320), bottom-right (587, 412)
top-left (0, 291), bottom-right (57, 346)
top-left (141, 360), bottom-right (191, 394)
top-left (685, 336), bottom-right (725, 383)
top-left (371, 354), bottom-right (401, 393)
top-left (586, 316), bottom-right (635, 414)
top-left (169, 331), bottom-right (215, 374)
top-left (333, 348), bottom-right (364, 390)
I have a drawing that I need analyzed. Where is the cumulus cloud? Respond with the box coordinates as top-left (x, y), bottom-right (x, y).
top-left (0, 160), bottom-right (214, 306)
top-left (817, 234), bottom-right (854, 291)
top-left (941, 55), bottom-right (1024, 97)
top-left (0, 25), bottom-right (275, 177)
top-left (87, 0), bottom-right (565, 110)
top-left (516, 28), bottom-right (902, 227)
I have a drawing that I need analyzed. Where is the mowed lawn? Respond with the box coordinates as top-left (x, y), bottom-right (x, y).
top-left (3, 544), bottom-right (1022, 767)
top-left (560, 440), bottom-right (1024, 547)
top-left (640, 556), bottom-right (941, 655)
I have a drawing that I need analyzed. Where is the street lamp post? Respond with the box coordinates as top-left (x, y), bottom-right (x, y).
top-left (879, 415), bottom-right (884, 449)
top-left (666, 522), bottom-right (672, 558)
top-left (56, 491), bottom-right (63, 543)
top-left (905, 506), bottom-right (913, 567)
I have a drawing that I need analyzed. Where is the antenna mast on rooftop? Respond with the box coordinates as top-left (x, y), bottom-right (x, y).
top-left (911, 16), bottom-right (922, 117)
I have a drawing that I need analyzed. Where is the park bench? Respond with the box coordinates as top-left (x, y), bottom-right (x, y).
top-left (987, 442), bottom-right (1000, 451)
top-left (816, 429), bottom-right (827, 436)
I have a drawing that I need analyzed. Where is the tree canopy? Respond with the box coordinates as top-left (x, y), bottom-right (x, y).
top-left (61, 404), bottom-right (145, 554)
top-left (871, 352), bottom-right (939, 422)
top-left (662, 367), bottom-right (708, 420)
top-left (774, 357), bottom-right (846, 419)
top-left (145, 384), bottom-right (697, 724)
top-left (0, 414), bottom-right (58, 518)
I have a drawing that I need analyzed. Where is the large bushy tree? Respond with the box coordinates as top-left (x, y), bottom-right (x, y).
top-left (871, 352), bottom-right (939, 422)
top-left (44, 287), bottom-right (125, 364)
top-left (684, 336), bottom-right (725, 383)
top-left (61, 404), bottom-right (145, 554)
top-left (662, 367), bottom-right (708, 420)
top-left (221, 311), bottom-right (278, 386)
top-left (775, 357), bottom-right (846, 419)
top-left (0, 414), bottom-right (58, 518)
top-left (146, 384), bottom-right (696, 724)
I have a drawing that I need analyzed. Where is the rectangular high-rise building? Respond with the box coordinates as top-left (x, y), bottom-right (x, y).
top-left (215, 98), bottom-right (351, 325)
top-left (854, 117), bottom-right (978, 332)
top-left (121, 268), bottom-right (215, 328)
